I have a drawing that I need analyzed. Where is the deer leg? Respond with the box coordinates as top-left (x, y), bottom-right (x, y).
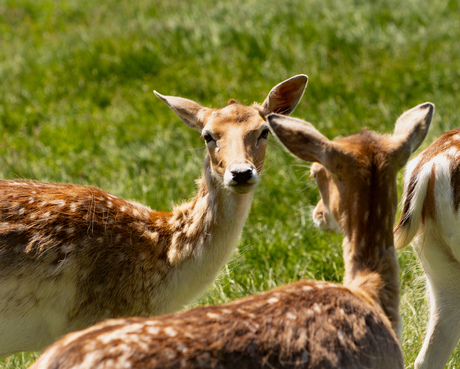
top-left (415, 292), bottom-right (460, 369)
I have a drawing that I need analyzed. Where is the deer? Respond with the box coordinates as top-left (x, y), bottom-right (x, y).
top-left (0, 75), bottom-right (308, 357)
top-left (394, 126), bottom-right (460, 369)
top-left (28, 102), bottom-right (434, 369)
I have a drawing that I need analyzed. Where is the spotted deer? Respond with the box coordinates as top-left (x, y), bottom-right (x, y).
top-left (0, 75), bottom-right (308, 357)
top-left (29, 102), bottom-right (434, 369)
top-left (394, 127), bottom-right (460, 369)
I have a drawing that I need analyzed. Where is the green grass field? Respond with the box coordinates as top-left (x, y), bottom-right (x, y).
top-left (1, 0), bottom-right (460, 367)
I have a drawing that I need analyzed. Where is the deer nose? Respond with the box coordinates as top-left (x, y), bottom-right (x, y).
top-left (224, 164), bottom-right (258, 187)
top-left (231, 168), bottom-right (254, 185)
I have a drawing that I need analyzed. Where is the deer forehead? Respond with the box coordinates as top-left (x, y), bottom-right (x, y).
top-left (204, 105), bottom-right (265, 134)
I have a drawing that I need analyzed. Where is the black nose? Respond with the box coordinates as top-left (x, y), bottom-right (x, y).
top-left (231, 168), bottom-right (254, 185)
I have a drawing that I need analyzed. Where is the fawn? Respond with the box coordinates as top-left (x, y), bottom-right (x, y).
top-left (0, 75), bottom-right (308, 357)
top-left (29, 102), bottom-right (433, 369)
top-left (394, 126), bottom-right (460, 369)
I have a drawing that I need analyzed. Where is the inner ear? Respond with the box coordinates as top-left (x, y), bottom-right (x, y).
top-left (393, 102), bottom-right (434, 153)
top-left (261, 75), bottom-right (308, 116)
top-left (391, 102), bottom-right (434, 168)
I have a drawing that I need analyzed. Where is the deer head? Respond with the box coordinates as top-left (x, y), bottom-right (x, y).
top-left (154, 75), bottom-right (308, 195)
top-left (267, 103), bottom-right (434, 239)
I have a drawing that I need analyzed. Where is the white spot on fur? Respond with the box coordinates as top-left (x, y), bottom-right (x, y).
top-left (286, 312), bottom-right (297, 320)
top-left (120, 206), bottom-right (126, 212)
top-left (267, 297), bottom-right (279, 304)
top-left (445, 147), bottom-right (459, 158)
top-left (207, 312), bottom-right (220, 319)
top-left (312, 303), bottom-right (322, 314)
top-left (164, 327), bottom-right (177, 337)
top-left (302, 285), bottom-right (314, 291)
top-left (146, 326), bottom-right (161, 335)
top-left (51, 200), bottom-right (66, 208)
top-left (98, 324), bottom-right (144, 344)
top-left (70, 203), bottom-right (78, 212)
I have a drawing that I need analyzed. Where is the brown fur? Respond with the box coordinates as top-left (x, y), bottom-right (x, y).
top-left (30, 281), bottom-right (401, 369)
top-left (314, 131), bottom-right (401, 332)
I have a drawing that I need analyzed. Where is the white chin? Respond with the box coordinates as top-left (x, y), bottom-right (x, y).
top-left (225, 183), bottom-right (257, 194)
top-left (313, 217), bottom-right (342, 234)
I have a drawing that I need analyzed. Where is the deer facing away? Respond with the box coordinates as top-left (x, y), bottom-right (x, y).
top-left (394, 126), bottom-right (460, 369)
top-left (0, 75), bottom-right (308, 357)
top-left (29, 102), bottom-right (434, 369)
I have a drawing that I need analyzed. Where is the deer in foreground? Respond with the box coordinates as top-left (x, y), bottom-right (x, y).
top-left (394, 127), bottom-right (460, 369)
top-left (29, 102), bottom-right (434, 369)
top-left (0, 75), bottom-right (308, 357)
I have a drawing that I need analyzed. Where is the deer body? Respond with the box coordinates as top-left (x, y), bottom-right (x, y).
top-left (394, 127), bottom-right (460, 369)
top-left (29, 102), bottom-right (433, 369)
top-left (0, 75), bottom-right (308, 357)
top-left (32, 281), bottom-right (401, 369)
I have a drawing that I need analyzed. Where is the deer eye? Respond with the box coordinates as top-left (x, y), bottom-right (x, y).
top-left (203, 133), bottom-right (215, 143)
top-left (259, 129), bottom-right (270, 140)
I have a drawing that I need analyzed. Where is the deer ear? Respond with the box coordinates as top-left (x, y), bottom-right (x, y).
top-left (154, 91), bottom-right (211, 131)
top-left (391, 102), bottom-right (434, 168)
top-left (267, 114), bottom-right (344, 168)
top-left (260, 75), bottom-right (308, 116)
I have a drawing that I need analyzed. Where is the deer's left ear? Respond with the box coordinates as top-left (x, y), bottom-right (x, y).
top-left (391, 102), bottom-right (434, 168)
top-left (154, 91), bottom-right (212, 131)
top-left (266, 114), bottom-right (348, 174)
top-left (260, 75), bottom-right (308, 116)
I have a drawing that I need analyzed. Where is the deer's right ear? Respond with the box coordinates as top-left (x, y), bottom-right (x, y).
top-left (260, 75), bottom-right (308, 117)
top-left (391, 102), bottom-right (434, 169)
top-left (154, 91), bottom-right (211, 131)
top-left (393, 102), bottom-right (434, 154)
top-left (267, 114), bottom-right (334, 165)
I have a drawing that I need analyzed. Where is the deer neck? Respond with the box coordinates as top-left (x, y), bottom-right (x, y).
top-left (160, 157), bottom-right (254, 312)
top-left (341, 181), bottom-right (400, 334)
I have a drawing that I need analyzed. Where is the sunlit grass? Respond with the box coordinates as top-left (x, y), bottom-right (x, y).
top-left (1, 0), bottom-right (460, 367)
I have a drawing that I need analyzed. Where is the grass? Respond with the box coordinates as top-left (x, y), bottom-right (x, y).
top-left (0, 0), bottom-right (460, 367)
